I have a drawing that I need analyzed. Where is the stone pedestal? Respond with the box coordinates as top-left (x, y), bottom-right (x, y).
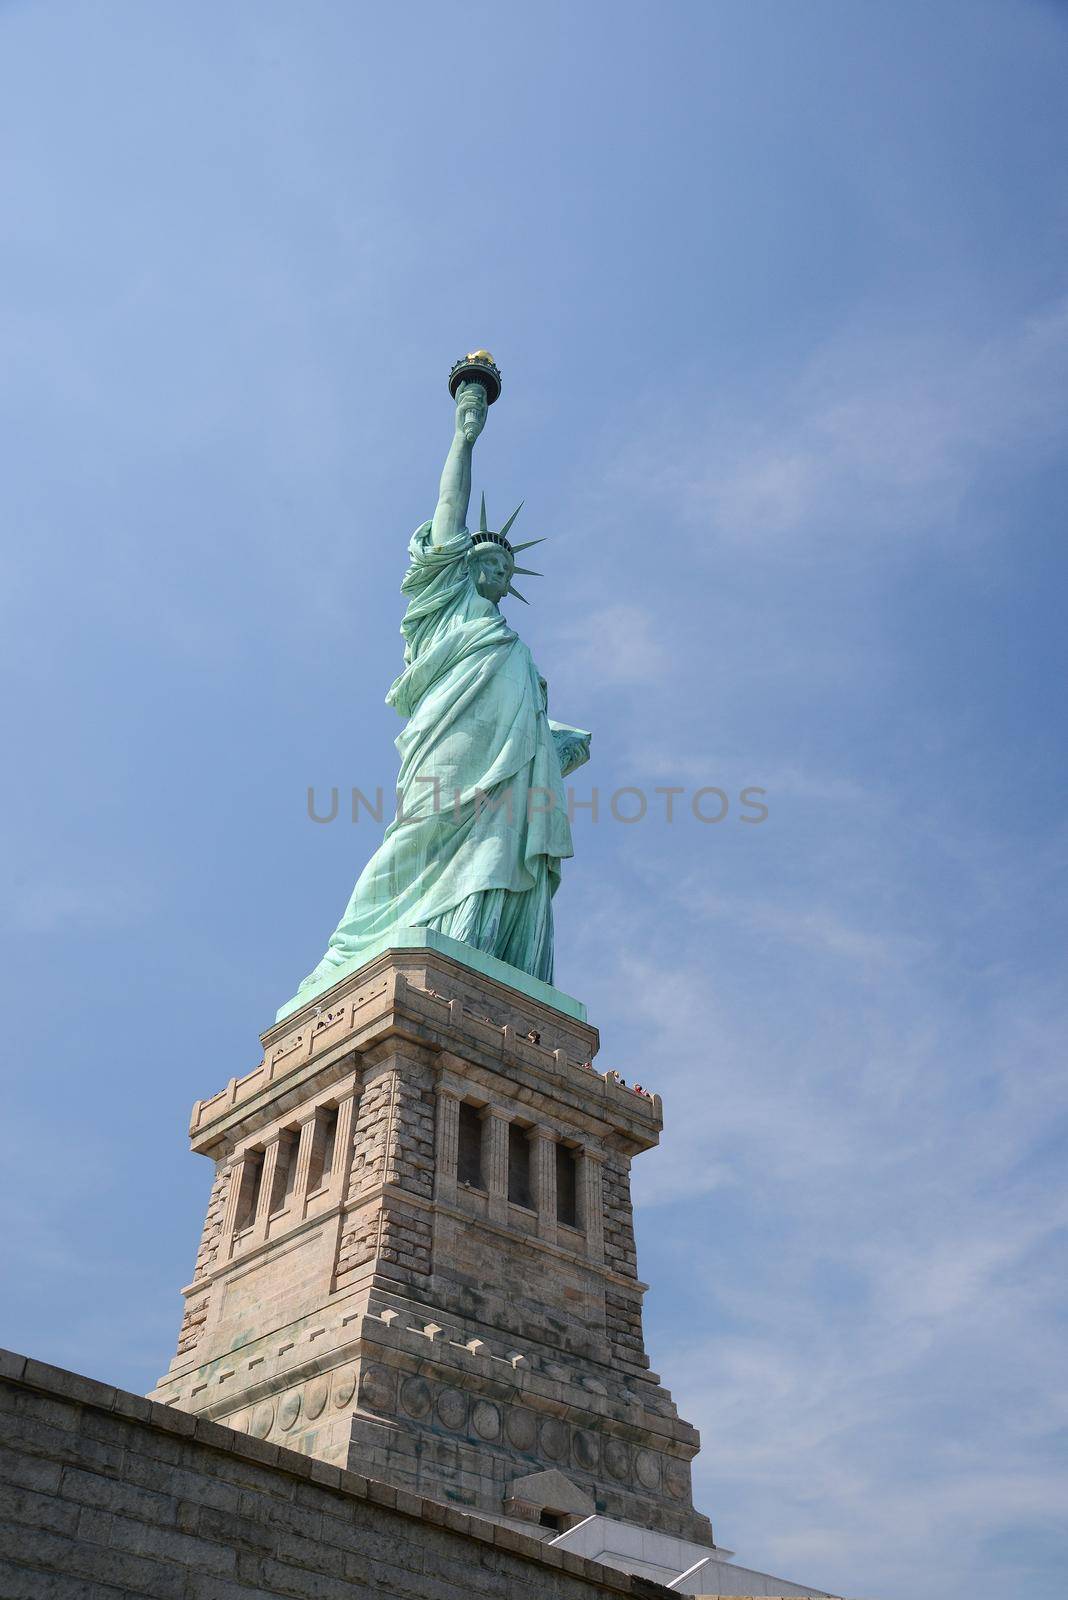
top-left (150, 934), bottom-right (713, 1547)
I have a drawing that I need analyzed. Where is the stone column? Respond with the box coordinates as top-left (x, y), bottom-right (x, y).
top-left (292, 1115), bottom-right (318, 1214)
top-left (252, 1137), bottom-right (281, 1243)
top-left (580, 1149), bottom-right (605, 1264)
top-left (485, 1111), bottom-right (509, 1224)
top-left (220, 1152), bottom-right (248, 1259)
top-left (330, 1093), bottom-right (356, 1205)
top-left (532, 1129), bottom-right (557, 1244)
top-left (435, 1087), bottom-right (460, 1205)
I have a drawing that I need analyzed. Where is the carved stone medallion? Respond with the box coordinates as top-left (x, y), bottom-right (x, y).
top-left (332, 1366), bottom-right (356, 1408)
top-left (505, 1407), bottom-right (537, 1450)
top-left (250, 1400), bottom-right (274, 1438)
top-left (471, 1400), bottom-right (501, 1441)
top-left (436, 1387), bottom-right (467, 1431)
top-left (278, 1391), bottom-right (302, 1431)
top-left (539, 1418), bottom-right (568, 1461)
top-left (399, 1375), bottom-right (433, 1420)
top-left (358, 1364), bottom-right (396, 1413)
top-left (305, 1378), bottom-right (329, 1420)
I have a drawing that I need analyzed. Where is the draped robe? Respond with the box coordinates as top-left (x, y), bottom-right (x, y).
top-left (296, 522), bottom-right (579, 1000)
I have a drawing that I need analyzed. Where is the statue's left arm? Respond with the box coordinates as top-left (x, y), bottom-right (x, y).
top-left (549, 721), bottom-right (592, 777)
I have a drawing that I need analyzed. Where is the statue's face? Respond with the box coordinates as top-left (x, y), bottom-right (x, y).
top-left (468, 544), bottom-right (513, 603)
top-left (457, 380), bottom-right (488, 444)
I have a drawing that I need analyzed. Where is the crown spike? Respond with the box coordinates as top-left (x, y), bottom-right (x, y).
top-left (497, 501), bottom-right (524, 542)
top-left (507, 583), bottom-right (530, 604)
top-left (510, 537), bottom-right (545, 554)
top-left (479, 492), bottom-right (489, 535)
top-left (512, 566), bottom-right (542, 577)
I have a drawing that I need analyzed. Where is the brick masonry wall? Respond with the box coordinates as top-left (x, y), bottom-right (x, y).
top-left (335, 1065), bottom-right (392, 1286)
top-left (191, 1162), bottom-right (231, 1285)
top-left (335, 1206), bottom-right (380, 1282)
top-left (381, 1061), bottom-right (436, 1199)
top-left (174, 1299), bottom-right (209, 1363)
top-left (602, 1160), bottom-right (639, 1281)
top-left (0, 1349), bottom-right (677, 1600)
top-left (604, 1289), bottom-right (648, 1372)
top-left (379, 1208), bottom-right (433, 1277)
top-left (335, 1053), bottom-right (437, 1289)
top-left (601, 1158), bottom-right (651, 1373)
top-left (175, 1161), bottom-right (231, 1358)
top-left (346, 1070), bottom-right (392, 1197)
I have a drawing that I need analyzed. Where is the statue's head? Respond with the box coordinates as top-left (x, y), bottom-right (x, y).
top-left (467, 542), bottom-right (514, 603)
top-left (456, 379), bottom-right (488, 444)
top-left (467, 495), bottom-right (545, 607)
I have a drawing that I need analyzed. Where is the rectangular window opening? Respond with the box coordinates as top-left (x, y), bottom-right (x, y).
top-left (457, 1102), bottom-right (485, 1189)
top-left (556, 1142), bottom-right (578, 1229)
top-left (508, 1123), bottom-right (533, 1209)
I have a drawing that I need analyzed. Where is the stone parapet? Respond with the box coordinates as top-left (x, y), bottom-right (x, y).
top-left (189, 944), bottom-right (660, 1157)
top-left (0, 1349), bottom-right (680, 1599)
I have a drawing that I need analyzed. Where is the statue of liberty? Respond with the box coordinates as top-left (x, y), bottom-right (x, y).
top-left (294, 353), bottom-right (591, 1007)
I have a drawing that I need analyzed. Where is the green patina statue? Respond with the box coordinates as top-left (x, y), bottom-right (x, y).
top-left (293, 352), bottom-right (591, 1008)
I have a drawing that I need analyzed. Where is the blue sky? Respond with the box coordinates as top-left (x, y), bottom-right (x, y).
top-left (2, 3), bottom-right (1067, 1597)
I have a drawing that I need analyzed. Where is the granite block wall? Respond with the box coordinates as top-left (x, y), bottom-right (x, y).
top-left (0, 1350), bottom-right (676, 1600)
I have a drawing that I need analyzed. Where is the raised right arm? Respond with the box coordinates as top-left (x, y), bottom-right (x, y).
top-left (430, 380), bottom-right (487, 545)
top-left (430, 431), bottom-right (472, 545)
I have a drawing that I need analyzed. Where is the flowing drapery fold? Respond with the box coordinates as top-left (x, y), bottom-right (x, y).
top-left (296, 523), bottom-right (576, 998)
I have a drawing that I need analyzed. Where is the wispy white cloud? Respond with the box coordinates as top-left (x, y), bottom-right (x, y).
top-left (557, 684), bottom-right (1068, 1600)
top-left (578, 851), bottom-right (1068, 1600)
top-left (553, 602), bottom-right (670, 687)
top-left (552, 297), bottom-right (1068, 1580)
top-left (7, 872), bottom-right (151, 933)
top-left (637, 298), bottom-right (1068, 556)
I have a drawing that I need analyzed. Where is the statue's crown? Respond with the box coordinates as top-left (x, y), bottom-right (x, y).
top-left (449, 350), bottom-right (502, 404)
top-left (469, 495), bottom-right (545, 604)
